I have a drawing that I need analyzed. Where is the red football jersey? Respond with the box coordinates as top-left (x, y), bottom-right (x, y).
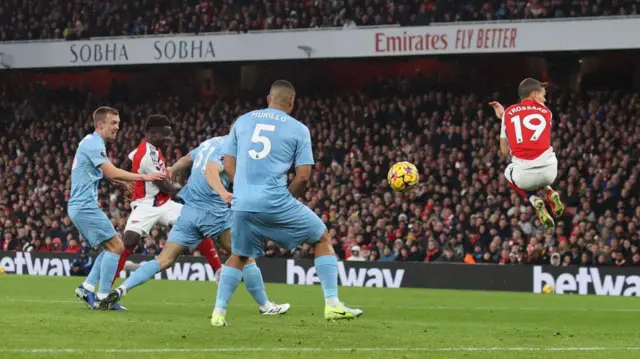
top-left (129, 140), bottom-right (171, 207)
top-left (501, 98), bottom-right (552, 160)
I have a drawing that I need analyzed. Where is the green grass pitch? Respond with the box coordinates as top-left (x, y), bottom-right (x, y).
top-left (1, 275), bottom-right (640, 359)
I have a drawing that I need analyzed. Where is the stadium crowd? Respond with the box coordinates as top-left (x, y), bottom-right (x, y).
top-left (0, 0), bottom-right (637, 41)
top-left (1, 75), bottom-right (640, 268)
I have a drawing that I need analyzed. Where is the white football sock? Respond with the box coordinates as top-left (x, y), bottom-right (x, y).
top-left (325, 298), bottom-right (340, 307)
top-left (529, 195), bottom-right (541, 207)
top-left (259, 301), bottom-right (274, 312)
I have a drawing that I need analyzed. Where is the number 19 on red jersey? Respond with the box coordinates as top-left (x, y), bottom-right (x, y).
top-left (501, 99), bottom-right (552, 161)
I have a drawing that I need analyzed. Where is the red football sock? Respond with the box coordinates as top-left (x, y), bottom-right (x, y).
top-left (508, 182), bottom-right (533, 200)
top-left (544, 187), bottom-right (555, 197)
top-left (197, 237), bottom-right (222, 271)
top-left (112, 247), bottom-right (133, 286)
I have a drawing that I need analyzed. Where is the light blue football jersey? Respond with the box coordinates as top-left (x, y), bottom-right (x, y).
top-left (224, 108), bottom-right (314, 213)
top-left (178, 136), bottom-right (231, 212)
top-left (68, 132), bottom-right (110, 208)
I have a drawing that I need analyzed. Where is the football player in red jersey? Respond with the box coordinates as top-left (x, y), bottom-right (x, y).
top-left (489, 78), bottom-right (565, 229)
top-left (112, 115), bottom-right (222, 285)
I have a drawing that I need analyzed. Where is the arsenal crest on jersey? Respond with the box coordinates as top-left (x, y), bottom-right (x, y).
top-left (149, 149), bottom-right (159, 164)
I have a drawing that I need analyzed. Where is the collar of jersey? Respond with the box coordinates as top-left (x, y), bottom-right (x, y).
top-left (520, 98), bottom-right (541, 106)
top-left (92, 131), bottom-right (105, 144)
top-left (266, 107), bottom-right (287, 115)
top-left (144, 140), bottom-right (157, 150)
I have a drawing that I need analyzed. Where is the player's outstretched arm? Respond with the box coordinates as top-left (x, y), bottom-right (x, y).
top-left (205, 162), bottom-right (232, 204)
top-left (497, 105), bottom-right (511, 159)
top-left (489, 101), bottom-right (505, 119)
top-left (109, 179), bottom-right (134, 201)
top-left (500, 138), bottom-right (510, 159)
top-left (223, 154), bottom-right (236, 183)
top-left (120, 157), bottom-right (132, 172)
top-left (100, 162), bottom-right (168, 182)
top-left (166, 154), bottom-right (193, 180)
top-left (289, 165), bottom-right (311, 198)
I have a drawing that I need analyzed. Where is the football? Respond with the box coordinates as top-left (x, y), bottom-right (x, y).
top-left (542, 284), bottom-right (554, 294)
top-left (387, 162), bottom-right (419, 192)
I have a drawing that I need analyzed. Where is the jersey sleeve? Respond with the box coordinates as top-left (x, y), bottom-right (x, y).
top-left (500, 114), bottom-right (507, 139)
top-left (207, 146), bottom-right (224, 168)
top-left (294, 125), bottom-right (315, 167)
top-left (189, 144), bottom-right (200, 161)
top-left (86, 141), bottom-right (109, 168)
top-left (224, 121), bottom-right (238, 158)
top-left (139, 148), bottom-right (163, 174)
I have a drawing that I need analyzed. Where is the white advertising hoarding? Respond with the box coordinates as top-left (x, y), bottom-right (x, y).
top-left (0, 18), bottom-right (639, 69)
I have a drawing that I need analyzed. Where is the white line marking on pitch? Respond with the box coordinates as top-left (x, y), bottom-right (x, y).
top-left (4, 298), bottom-right (640, 313)
top-left (3, 347), bottom-right (640, 354)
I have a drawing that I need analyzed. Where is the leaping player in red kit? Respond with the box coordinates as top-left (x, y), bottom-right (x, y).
top-left (112, 115), bottom-right (222, 285)
top-left (489, 78), bottom-right (565, 229)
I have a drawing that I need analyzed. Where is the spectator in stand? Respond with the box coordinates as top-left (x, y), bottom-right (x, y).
top-left (0, 0), bottom-right (638, 41)
top-left (50, 238), bottom-right (63, 253)
top-left (632, 252), bottom-right (640, 266)
top-left (65, 238), bottom-right (80, 254)
top-left (3, 232), bottom-right (15, 251)
top-left (436, 246), bottom-right (461, 263)
top-left (550, 253), bottom-right (561, 266)
top-left (1, 75), bottom-right (640, 268)
top-left (379, 246), bottom-right (397, 261)
top-left (347, 245), bottom-right (366, 261)
top-left (70, 249), bottom-right (94, 276)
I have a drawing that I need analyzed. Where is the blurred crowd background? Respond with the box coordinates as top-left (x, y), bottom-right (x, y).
top-left (1, 0), bottom-right (638, 41)
top-left (1, 55), bottom-right (639, 268)
top-left (1, 0), bottom-right (638, 269)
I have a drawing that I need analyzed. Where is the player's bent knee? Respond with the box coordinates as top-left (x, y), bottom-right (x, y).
top-left (123, 230), bottom-right (141, 249)
top-left (227, 253), bottom-right (250, 269)
top-left (230, 253), bottom-right (250, 261)
top-left (313, 231), bottom-right (335, 257)
top-left (217, 229), bottom-right (231, 252)
top-left (156, 254), bottom-right (177, 271)
top-left (156, 250), bottom-right (178, 270)
top-left (103, 234), bottom-right (124, 255)
top-left (156, 243), bottom-right (184, 270)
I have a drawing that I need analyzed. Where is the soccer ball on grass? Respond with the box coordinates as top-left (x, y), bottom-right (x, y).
top-left (387, 162), bottom-right (419, 192)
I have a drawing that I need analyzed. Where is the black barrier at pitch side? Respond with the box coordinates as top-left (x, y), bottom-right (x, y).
top-left (1, 251), bottom-right (639, 296)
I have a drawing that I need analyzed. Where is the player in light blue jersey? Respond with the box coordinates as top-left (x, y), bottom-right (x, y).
top-left (211, 80), bottom-right (363, 327)
top-left (103, 136), bottom-right (290, 316)
top-left (70, 106), bottom-right (168, 310)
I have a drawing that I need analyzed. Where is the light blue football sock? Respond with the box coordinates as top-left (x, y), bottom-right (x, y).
top-left (243, 263), bottom-right (268, 307)
top-left (97, 251), bottom-right (120, 297)
top-left (82, 251), bottom-right (105, 292)
top-left (120, 259), bottom-right (161, 293)
top-left (315, 255), bottom-right (339, 300)
top-left (215, 266), bottom-right (243, 309)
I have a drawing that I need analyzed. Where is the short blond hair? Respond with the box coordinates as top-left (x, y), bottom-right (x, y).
top-left (93, 106), bottom-right (119, 126)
